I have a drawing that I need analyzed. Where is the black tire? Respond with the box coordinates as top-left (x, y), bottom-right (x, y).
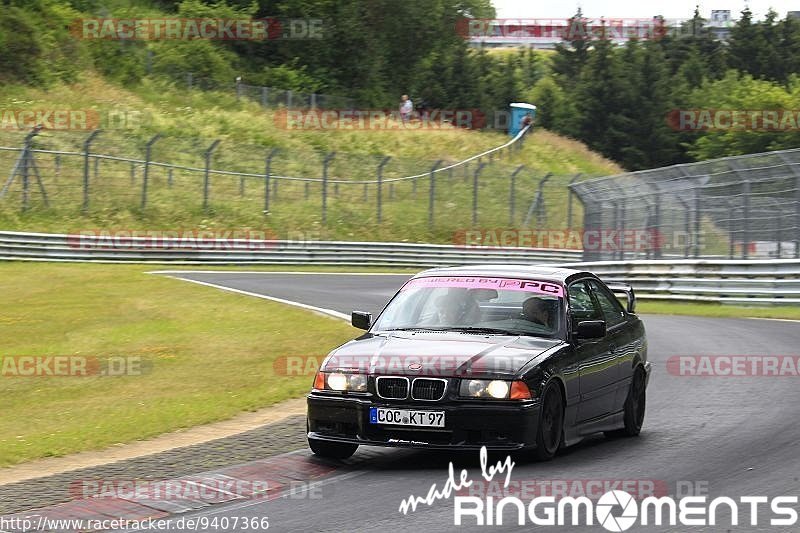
top-left (533, 382), bottom-right (564, 461)
top-left (607, 367), bottom-right (646, 438)
top-left (308, 438), bottom-right (358, 460)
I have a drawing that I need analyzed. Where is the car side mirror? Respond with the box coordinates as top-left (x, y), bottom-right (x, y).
top-left (576, 320), bottom-right (606, 340)
top-left (351, 311), bottom-right (372, 330)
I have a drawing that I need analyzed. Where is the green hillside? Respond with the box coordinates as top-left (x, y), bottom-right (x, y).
top-left (0, 75), bottom-right (620, 242)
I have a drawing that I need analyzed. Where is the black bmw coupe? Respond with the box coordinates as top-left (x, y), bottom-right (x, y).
top-left (307, 265), bottom-right (650, 460)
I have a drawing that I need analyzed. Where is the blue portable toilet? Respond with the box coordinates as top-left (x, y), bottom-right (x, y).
top-left (508, 103), bottom-right (537, 136)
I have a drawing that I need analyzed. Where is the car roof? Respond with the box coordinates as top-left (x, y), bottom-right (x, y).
top-left (411, 264), bottom-right (594, 284)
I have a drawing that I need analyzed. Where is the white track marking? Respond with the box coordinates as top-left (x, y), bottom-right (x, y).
top-left (158, 275), bottom-right (349, 321)
top-left (745, 317), bottom-right (800, 323)
top-left (149, 270), bottom-right (410, 276)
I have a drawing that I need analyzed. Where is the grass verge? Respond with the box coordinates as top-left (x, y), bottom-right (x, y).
top-left (0, 262), bottom-right (356, 467)
top-left (636, 300), bottom-right (800, 320)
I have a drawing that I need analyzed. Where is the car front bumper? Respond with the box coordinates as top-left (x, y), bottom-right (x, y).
top-left (307, 393), bottom-right (541, 450)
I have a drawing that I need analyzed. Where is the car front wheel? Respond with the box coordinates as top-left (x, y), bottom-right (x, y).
top-left (533, 382), bottom-right (564, 461)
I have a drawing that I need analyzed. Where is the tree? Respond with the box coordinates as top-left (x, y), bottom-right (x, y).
top-left (727, 7), bottom-right (768, 77)
top-left (551, 8), bottom-right (590, 88)
top-left (572, 27), bottom-right (631, 163)
top-left (757, 9), bottom-right (785, 82)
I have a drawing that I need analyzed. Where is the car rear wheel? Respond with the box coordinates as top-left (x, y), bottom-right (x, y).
top-left (533, 382), bottom-right (564, 461)
top-left (308, 437), bottom-right (358, 460)
top-left (606, 366), bottom-right (646, 438)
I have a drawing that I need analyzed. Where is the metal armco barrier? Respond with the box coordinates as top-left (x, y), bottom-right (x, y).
top-left (2, 232), bottom-right (798, 305)
top-left (0, 231), bottom-right (581, 266)
top-left (557, 259), bottom-right (800, 305)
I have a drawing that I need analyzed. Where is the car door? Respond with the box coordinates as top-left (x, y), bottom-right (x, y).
top-left (567, 280), bottom-right (618, 422)
top-left (587, 279), bottom-right (638, 413)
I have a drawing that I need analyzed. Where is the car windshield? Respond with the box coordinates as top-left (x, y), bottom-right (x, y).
top-left (372, 276), bottom-right (564, 338)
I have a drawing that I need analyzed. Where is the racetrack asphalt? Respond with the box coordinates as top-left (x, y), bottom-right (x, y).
top-left (146, 272), bottom-right (800, 533)
top-left (6, 272), bottom-right (799, 532)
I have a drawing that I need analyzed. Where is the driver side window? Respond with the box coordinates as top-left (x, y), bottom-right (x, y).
top-left (568, 281), bottom-right (602, 322)
top-left (588, 280), bottom-right (626, 327)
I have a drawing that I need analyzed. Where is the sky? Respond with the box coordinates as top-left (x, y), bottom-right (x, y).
top-left (492, 0), bottom-right (798, 20)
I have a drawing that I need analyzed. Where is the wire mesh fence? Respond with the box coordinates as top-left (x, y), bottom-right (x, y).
top-left (0, 127), bottom-right (571, 243)
top-left (570, 148), bottom-right (800, 261)
top-left (178, 72), bottom-right (355, 110)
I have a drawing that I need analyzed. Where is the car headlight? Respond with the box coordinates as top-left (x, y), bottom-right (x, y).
top-left (459, 379), bottom-right (532, 400)
top-left (313, 371), bottom-right (368, 392)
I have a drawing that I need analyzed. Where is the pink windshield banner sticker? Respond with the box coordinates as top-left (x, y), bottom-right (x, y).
top-left (401, 276), bottom-right (564, 297)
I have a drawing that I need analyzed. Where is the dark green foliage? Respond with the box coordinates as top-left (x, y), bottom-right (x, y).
top-left (3, 1), bottom-right (800, 169)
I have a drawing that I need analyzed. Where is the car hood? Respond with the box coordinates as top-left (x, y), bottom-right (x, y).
top-left (322, 331), bottom-right (565, 378)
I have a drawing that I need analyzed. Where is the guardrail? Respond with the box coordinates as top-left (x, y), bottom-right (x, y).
top-left (0, 231), bottom-right (581, 266)
top-left (557, 259), bottom-right (800, 305)
top-left (2, 232), bottom-right (798, 305)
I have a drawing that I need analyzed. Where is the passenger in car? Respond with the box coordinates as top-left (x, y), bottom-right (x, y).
top-left (522, 297), bottom-right (556, 329)
top-left (433, 289), bottom-right (481, 325)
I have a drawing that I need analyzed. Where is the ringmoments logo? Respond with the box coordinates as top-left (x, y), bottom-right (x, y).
top-left (398, 447), bottom-right (799, 529)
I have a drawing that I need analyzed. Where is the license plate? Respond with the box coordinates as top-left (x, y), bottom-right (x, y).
top-left (369, 407), bottom-right (445, 428)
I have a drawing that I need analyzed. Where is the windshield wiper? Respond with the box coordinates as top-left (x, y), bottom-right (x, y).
top-left (446, 327), bottom-right (522, 336)
top-left (384, 327), bottom-right (447, 332)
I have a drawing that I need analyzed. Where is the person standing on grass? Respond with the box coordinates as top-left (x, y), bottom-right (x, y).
top-left (400, 94), bottom-right (413, 124)
top-left (521, 112), bottom-right (533, 134)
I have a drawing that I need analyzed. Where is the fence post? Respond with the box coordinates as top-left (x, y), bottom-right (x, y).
top-left (472, 162), bottom-right (487, 226)
top-left (202, 139), bottom-right (221, 210)
top-left (18, 134), bottom-right (32, 211)
top-left (509, 165), bottom-right (525, 226)
top-left (796, 174), bottom-right (800, 258)
top-left (428, 160), bottom-right (443, 230)
top-left (377, 156), bottom-right (390, 223)
top-left (235, 77), bottom-right (242, 101)
top-left (742, 180), bottom-right (751, 259)
top-left (567, 174), bottom-right (582, 229)
top-left (311, 93), bottom-right (317, 109)
top-left (322, 152), bottom-right (335, 224)
top-left (187, 72), bottom-right (193, 90)
top-left (618, 198), bottom-right (627, 260)
top-left (264, 148), bottom-right (278, 213)
top-left (677, 197), bottom-right (690, 258)
top-left (141, 133), bottom-right (162, 209)
top-left (55, 154), bottom-right (61, 180)
top-left (82, 129), bottom-right (101, 213)
top-left (653, 193), bottom-right (662, 259)
top-left (261, 86), bottom-right (269, 108)
top-left (287, 90), bottom-right (293, 109)
top-left (693, 188), bottom-right (701, 257)
top-left (525, 172), bottom-right (552, 228)
top-left (723, 199), bottom-right (735, 259)
top-left (773, 199), bottom-right (783, 258)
